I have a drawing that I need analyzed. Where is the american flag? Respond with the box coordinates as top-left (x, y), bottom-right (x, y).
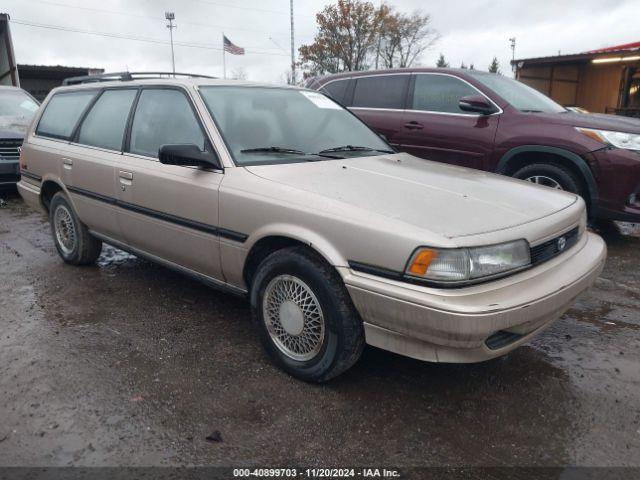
top-left (223, 35), bottom-right (245, 55)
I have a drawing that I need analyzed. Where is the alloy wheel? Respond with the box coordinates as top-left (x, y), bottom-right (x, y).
top-left (262, 274), bottom-right (325, 361)
top-left (524, 175), bottom-right (563, 190)
top-left (54, 204), bottom-right (77, 255)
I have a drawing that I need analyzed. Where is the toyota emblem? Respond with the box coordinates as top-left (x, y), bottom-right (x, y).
top-left (557, 236), bottom-right (567, 252)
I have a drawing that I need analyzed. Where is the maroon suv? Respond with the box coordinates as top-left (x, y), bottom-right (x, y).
top-left (306, 68), bottom-right (640, 222)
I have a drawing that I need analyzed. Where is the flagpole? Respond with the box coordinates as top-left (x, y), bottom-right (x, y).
top-left (222, 32), bottom-right (226, 79)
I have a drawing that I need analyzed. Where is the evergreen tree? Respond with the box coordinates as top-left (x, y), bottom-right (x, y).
top-left (488, 56), bottom-right (500, 73)
top-left (436, 53), bottom-right (449, 68)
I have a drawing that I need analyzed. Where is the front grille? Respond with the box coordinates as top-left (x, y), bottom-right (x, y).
top-left (0, 139), bottom-right (22, 162)
top-left (530, 227), bottom-right (579, 266)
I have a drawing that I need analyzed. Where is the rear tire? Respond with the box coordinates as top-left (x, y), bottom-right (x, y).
top-left (50, 192), bottom-right (102, 265)
top-left (513, 162), bottom-right (582, 195)
top-left (250, 246), bottom-right (365, 382)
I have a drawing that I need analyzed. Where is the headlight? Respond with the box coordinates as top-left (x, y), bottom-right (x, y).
top-left (577, 127), bottom-right (640, 151)
top-left (406, 240), bottom-right (530, 285)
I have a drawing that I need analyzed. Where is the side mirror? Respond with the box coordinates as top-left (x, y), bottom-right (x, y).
top-left (459, 95), bottom-right (497, 115)
top-left (158, 144), bottom-right (221, 169)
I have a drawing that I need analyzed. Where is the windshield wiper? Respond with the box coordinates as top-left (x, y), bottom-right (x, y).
top-left (318, 145), bottom-right (395, 154)
top-left (240, 146), bottom-right (307, 155)
top-left (240, 146), bottom-right (343, 160)
top-left (520, 109), bottom-right (543, 113)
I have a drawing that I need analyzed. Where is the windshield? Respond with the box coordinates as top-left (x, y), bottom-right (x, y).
top-left (467, 72), bottom-right (566, 113)
top-left (0, 89), bottom-right (39, 133)
top-left (0, 89), bottom-right (39, 119)
top-left (199, 86), bottom-right (392, 166)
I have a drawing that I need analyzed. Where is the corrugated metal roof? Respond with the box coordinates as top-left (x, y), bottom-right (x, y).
top-left (18, 64), bottom-right (103, 72)
top-left (587, 41), bottom-right (640, 54)
top-left (513, 40), bottom-right (640, 65)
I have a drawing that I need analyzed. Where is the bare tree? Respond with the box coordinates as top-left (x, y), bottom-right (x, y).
top-left (282, 69), bottom-right (295, 85)
top-left (378, 7), bottom-right (439, 68)
top-left (298, 0), bottom-right (382, 75)
top-left (230, 67), bottom-right (248, 80)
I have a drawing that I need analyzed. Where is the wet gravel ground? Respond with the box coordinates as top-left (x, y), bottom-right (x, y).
top-left (0, 190), bottom-right (639, 470)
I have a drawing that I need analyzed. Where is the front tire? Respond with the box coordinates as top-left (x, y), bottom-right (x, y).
top-left (50, 192), bottom-right (102, 265)
top-left (250, 247), bottom-right (364, 382)
top-left (513, 162), bottom-right (582, 195)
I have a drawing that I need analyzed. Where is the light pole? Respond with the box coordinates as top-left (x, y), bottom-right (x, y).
top-left (166, 12), bottom-right (176, 76)
top-left (509, 37), bottom-right (516, 77)
top-left (289, 0), bottom-right (295, 85)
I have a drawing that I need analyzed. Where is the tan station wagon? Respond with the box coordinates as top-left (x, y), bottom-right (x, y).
top-left (17, 72), bottom-right (607, 382)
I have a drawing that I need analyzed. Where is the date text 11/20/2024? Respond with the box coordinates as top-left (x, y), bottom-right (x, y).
top-left (232, 468), bottom-right (401, 478)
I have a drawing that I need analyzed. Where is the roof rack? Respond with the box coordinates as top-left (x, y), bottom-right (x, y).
top-left (62, 71), bottom-right (216, 86)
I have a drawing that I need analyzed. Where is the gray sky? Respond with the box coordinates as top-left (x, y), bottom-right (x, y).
top-left (4, 0), bottom-right (638, 82)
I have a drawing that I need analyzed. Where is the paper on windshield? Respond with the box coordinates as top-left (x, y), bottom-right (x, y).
top-left (300, 91), bottom-right (342, 110)
top-left (20, 100), bottom-right (39, 112)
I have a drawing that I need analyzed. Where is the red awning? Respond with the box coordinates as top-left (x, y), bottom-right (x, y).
top-left (586, 41), bottom-right (640, 54)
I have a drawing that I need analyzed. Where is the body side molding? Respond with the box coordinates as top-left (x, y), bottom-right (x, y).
top-left (66, 185), bottom-right (248, 242)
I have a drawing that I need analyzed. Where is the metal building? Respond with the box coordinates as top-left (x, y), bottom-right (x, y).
top-left (512, 41), bottom-right (640, 117)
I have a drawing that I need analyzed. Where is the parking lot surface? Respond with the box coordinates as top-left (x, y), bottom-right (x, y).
top-left (1, 191), bottom-right (639, 469)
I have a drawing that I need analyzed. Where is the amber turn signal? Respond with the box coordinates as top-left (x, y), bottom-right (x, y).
top-left (576, 128), bottom-right (605, 143)
top-left (407, 248), bottom-right (437, 276)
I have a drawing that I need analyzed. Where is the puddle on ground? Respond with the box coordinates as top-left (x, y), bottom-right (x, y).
top-left (566, 301), bottom-right (640, 332)
top-left (616, 222), bottom-right (640, 238)
top-left (97, 244), bottom-right (138, 267)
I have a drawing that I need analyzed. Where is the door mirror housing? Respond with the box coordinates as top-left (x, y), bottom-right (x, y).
top-left (459, 95), bottom-right (497, 115)
top-left (158, 144), bottom-right (221, 169)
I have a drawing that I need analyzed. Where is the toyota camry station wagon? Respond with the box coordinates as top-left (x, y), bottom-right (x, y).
top-left (17, 72), bottom-right (607, 382)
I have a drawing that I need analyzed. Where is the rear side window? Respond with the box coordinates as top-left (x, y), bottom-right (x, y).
top-left (412, 74), bottom-right (478, 113)
top-left (321, 79), bottom-right (349, 103)
top-left (77, 89), bottom-right (137, 151)
top-left (36, 91), bottom-right (97, 139)
top-left (352, 75), bottom-right (408, 109)
top-left (128, 89), bottom-right (205, 158)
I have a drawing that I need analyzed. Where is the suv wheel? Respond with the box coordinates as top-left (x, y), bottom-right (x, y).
top-left (513, 163), bottom-right (582, 195)
top-left (250, 246), bottom-right (365, 382)
top-left (50, 192), bottom-right (102, 265)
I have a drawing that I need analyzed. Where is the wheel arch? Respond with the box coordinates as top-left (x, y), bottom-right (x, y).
top-left (242, 227), bottom-right (345, 290)
top-left (40, 177), bottom-right (67, 212)
top-left (496, 145), bottom-right (599, 207)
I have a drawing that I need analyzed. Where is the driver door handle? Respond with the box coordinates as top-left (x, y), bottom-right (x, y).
top-left (404, 121), bottom-right (424, 130)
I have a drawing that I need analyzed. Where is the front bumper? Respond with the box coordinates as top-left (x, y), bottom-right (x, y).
top-left (590, 148), bottom-right (640, 222)
top-left (0, 160), bottom-right (19, 186)
top-left (341, 231), bottom-right (606, 363)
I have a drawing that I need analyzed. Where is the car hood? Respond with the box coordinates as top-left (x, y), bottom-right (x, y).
top-left (0, 116), bottom-right (30, 138)
top-left (536, 110), bottom-right (640, 133)
top-left (245, 153), bottom-right (578, 239)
